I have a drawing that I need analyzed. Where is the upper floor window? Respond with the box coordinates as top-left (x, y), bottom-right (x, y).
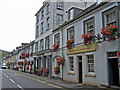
top-left (87, 54), bottom-right (94, 73)
top-left (36, 15), bottom-right (39, 24)
top-left (46, 4), bottom-right (50, 14)
top-left (41, 10), bottom-right (44, 19)
top-left (45, 36), bottom-right (50, 50)
top-left (56, 14), bottom-right (63, 25)
top-left (54, 33), bottom-right (60, 45)
top-left (67, 27), bottom-right (74, 40)
top-left (41, 22), bottom-right (44, 34)
top-left (56, 1), bottom-right (64, 10)
top-left (68, 10), bottom-right (73, 21)
top-left (85, 18), bottom-right (94, 34)
top-left (46, 17), bottom-right (50, 31)
top-left (36, 26), bottom-right (39, 38)
top-left (105, 10), bottom-right (116, 27)
top-left (35, 42), bottom-right (38, 52)
top-left (40, 39), bottom-right (44, 51)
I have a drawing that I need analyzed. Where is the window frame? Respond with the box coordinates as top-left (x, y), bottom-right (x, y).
top-left (67, 26), bottom-right (74, 40)
top-left (54, 33), bottom-right (60, 45)
top-left (86, 54), bottom-right (95, 73)
top-left (40, 39), bottom-right (44, 51)
top-left (45, 36), bottom-right (50, 50)
top-left (41, 10), bottom-right (44, 20)
top-left (69, 57), bottom-right (74, 72)
top-left (36, 26), bottom-right (39, 38)
top-left (46, 17), bottom-right (50, 31)
top-left (41, 22), bottom-right (44, 34)
top-left (56, 14), bottom-right (63, 25)
top-left (46, 4), bottom-right (50, 15)
top-left (56, 1), bottom-right (64, 10)
top-left (84, 17), bottom-right (94, 34)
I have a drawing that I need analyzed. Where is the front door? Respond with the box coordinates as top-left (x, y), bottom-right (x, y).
top-left (108, 58), bottom-right (119, 86)
top-left (78, 56), bottom-right (82, 83)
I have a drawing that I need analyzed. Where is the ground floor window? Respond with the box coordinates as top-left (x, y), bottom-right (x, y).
top-left (86, 54), bottom-right (94, 73)
top-left (69, 57), bottom-right (74, 71)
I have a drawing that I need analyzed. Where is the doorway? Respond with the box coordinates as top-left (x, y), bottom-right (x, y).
top-left (78, 56), bottom-right (82, 83)
top-left (108, 58), bottom-right (119, 86)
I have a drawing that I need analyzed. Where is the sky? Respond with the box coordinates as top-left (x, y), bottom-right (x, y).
top-left (0, 0), bottom-right (44, 52)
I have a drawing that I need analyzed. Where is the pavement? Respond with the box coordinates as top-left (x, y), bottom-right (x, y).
top-left (10, 69), bottom-right (111, 89)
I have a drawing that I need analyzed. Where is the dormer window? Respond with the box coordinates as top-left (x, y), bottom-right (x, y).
top-left (68, 10), bottom-right (73, 20)
top-left (56, 1), bottom-right (64, 10)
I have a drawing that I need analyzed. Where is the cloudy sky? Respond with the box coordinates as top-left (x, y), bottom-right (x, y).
top-left (0, 0), bottom-right (44, 52)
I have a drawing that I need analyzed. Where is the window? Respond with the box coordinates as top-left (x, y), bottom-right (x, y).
top-left (35, 42), bottom-right (38, 52)
top-left (85, 18), bottom-right (94, 34)
top-left (68, 10), bottom-right (74, 20)
top-left (40, 39), bottom-right (44, 51)
top-left (105, 11), bottom-right (116, 27)
top-left (56, 1), bottom-right (64, 10)
top-left (36, 26), bottom-right (39, 38)
top-left (67, 27), bottom-right (74, 40)
top-left (41, 22), bottom-right (44, 34)
top-left (56, 14), bottom-right (63, 25)
top-left (46, 4), bottom-right (50, 14)
top-left (36, 15), bottom-right (39, 24)
top-left (41, 10), bottom-right (44, 19)
top-left (54, 33), bottom-right (60, 45)
top-left (46, 58), bottom-right (49, 67)
top-left (46, 17), bottom-right (50, 30)
top-left (87, 55), bottom-right (94, 73)
top-left (45, 36), bottom-right (49, 50)
top-left (69, 57), bottom-right (74, 71)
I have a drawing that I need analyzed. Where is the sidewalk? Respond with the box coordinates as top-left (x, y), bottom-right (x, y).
top-left (13, 70), bottom-right (108, 89)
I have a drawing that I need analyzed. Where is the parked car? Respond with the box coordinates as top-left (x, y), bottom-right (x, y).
top-left (2, 63), bottom-right (6, 69)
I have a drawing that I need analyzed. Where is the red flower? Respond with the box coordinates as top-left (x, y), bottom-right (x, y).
top-left (117, 51), bottom-right (120, 58)
top-left (52, 43), bottom-right (59, 52)
top-left (54, 66), bottom-right (60, 75)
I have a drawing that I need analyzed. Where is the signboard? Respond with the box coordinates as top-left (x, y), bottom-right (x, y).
top-left (67, 42), bottom-right (98, 55)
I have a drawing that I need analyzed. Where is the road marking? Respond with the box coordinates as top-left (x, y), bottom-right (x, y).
top-left (17, 85), bottom-right (23, 90)
top-left (10, 78), bottom-right (15, 83)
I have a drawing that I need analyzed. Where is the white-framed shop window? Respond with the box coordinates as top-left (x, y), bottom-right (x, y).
top-left (69, 57), bottom-right (74, 71)
top-left (86, 54), bottom-right (94, 73)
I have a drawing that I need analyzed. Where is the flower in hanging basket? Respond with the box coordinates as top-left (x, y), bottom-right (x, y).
top-left (52, 43), bottom-right (59, 52)
top-left (31, 60), bottom-right (34, 64)
top-left (19, 56), bottom-right (21, 59)
top-left (81, 33), bottom-right (93, 45)
top-left (30, 66), bottom-right (32, 70)
top-left (101, 25), bottom-right (117, 41)
top-left (54, 66), bottom-right (60, 75)
top-left (26, 66), bottom-right (29, 70)
top-left (117, 51), bottom-right (120, 58)
top-left (27, 61), bottom-right (30, 65)
top-left (57, 57), bottom-right (65, 66)
top-left (30, 52), bottom-right (33, 57)
top-left (19, 66), bottom-right (23, 69)
top-left (24, 61), bottom-right (27, 65)
top-left (17, 61), bottom-right (23, 65)
top-left (45, 67), bottom-right (49, 76)
top-left (66, 38), bottom-right (74, 49)
top-left (40, 68), bottom-right (43, 72)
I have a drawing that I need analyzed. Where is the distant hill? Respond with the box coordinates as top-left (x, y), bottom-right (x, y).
top-left (0, 49), bottom-right (9, 60)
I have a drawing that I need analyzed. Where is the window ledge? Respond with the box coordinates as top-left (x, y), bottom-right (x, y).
top-left (67, 72), bottom-right (75, 75)
top-left (85, 73), bottom-right (96, 77)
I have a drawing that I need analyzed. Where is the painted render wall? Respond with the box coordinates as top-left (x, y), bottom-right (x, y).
top-left (52, 2), bottom-right (118, 86)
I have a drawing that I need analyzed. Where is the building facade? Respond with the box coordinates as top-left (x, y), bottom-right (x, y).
top-left (33, 0), bottom-right (93, 77)
top-left (52, 2), bottom-right (120, 86)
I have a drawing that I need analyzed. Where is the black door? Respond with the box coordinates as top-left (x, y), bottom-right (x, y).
top-left (108, 58), bottom-right (119, 86)
top-left (79, 62), bottom-right (82, 83)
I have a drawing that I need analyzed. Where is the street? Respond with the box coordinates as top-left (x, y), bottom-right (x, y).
top-left (1, 69), bottom-right (62, 89)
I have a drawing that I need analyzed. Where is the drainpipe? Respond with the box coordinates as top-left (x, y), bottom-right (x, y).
top-left (116, 2), bottom-right (120, 85)
top-left (61, 27), bottom-right (64, 81)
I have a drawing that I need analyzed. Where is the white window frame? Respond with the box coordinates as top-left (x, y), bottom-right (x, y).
top-left (41, 10), bottom-right (44, 19)
top-left (85, 19), bottom-right (94, 34)
top-left (40, 39), bottom-right (44, 51)
top-left (36, 26), bottom-right (39, 38)
top-left (46, 4), bottom-right (50, 14)
top-left (56, 14), bottom-right (63, 25)
top-left (46, 17), bottom-right (50, 30)
top-left (56, 1), bottom-right (64, 10)
top-left (86, 54), bottom-right (95, 73)
top-left (41, 22), bottom-right (44, 34)
top-left (104, 9), bottom-right (116, 27)
top-left (69, 57), bottom-right (74, 71)
top-left (45, 36), bottom-right (49, 50)
top-left (54, 33), bottom-right (60, 45)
